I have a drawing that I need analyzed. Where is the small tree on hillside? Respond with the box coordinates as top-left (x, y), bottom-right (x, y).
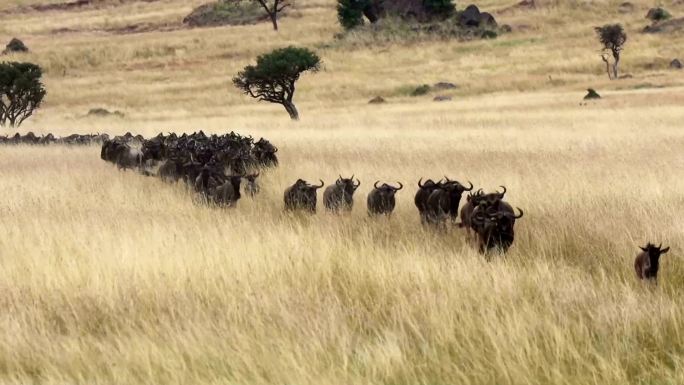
top-left (252, 0), bottom-right (291, 31)
top-left (0, 62), bottom-right (46, 127)
top-left (233, 47), bottom-right (320, 120)
top-left (595, 24), bottom-right (627, 80)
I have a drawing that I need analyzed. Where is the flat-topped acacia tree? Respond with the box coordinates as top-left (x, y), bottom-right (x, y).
top-left (233, 46), bottom-right (320, 121)
top-left (0, 62), bottom-right (46, 128)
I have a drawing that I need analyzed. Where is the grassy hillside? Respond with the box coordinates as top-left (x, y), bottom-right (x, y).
top-left (1, 1), bottom-right (684, 384)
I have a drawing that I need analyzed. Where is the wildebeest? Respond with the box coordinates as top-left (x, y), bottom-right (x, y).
top-left (252, 138), bottom-right (278, 167)
top-left (243, 172), bottom-right (261, 197)
top-left (415, 178), bottom-right (443, 223)
top-left (367, 181), bottom-right (403, 216)
top-left (470, 206), bottom-right (524, 254)
top-left (115, 145), bottom-right (143, 171)
top-left (212, 175), bottom-right (244, 207)
top-left (323, 175), bottom-right (361, 213)
top-left (425, 178), bottom-right (473, 225)
top-left (100, 137), bottom-right (143, 171)
top-left (158, 159), bottom-right (183, 183)
top-left (634, 243), bottom-right (670, 283)
top-left (459, 186), bottom-right (506, 232)
top-left (284, 179), bottom-right (325, 212)
top-left (194, 164), bottom-right (226, 197)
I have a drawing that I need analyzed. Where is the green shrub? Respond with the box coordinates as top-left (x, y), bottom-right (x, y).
top-left (337, 0), bottom-right (370, 30)
top-left (410, 84), bottom-right (431, 96)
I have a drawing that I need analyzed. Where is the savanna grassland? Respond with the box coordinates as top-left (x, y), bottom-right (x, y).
top-left (1, 0), bottom-right (684, 384)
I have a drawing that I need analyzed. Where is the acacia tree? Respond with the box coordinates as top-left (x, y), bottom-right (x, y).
top-left (0, 62), bottom-right (46, 128)
top-left (253, 0), bottom-right (291, 31)
top-left (233, 46), bottom-right (320, 121)
top-left (595, 24), bottom-right (627, 80)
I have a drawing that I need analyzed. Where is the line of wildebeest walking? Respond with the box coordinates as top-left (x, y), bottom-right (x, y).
top-left (95, 131), bottom-right (523, 254)
top-left (2, 131), bottom-right (672, 283)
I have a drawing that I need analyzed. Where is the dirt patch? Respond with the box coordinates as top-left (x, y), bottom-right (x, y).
top-left (499, 0), bottom-right (537, 15)
top-left (49, 22), bottom-right (184, 36)
top-left (2, 0), bottom-right (160, 14)
top-left (31, 0), bottom-right (92, 12)
top-left (105, 22), bottom-right (183, 35)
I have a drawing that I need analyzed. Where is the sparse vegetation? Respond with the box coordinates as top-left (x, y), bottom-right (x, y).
top-left (0, 62), bottom-right (46, 127)
top-left (410, 84), bottom-right (431, 96)
top-left (252, 0), bottom-right (291, 31)
top-left (1, 0), bottom-right (684, 384)
top-left (233, 47), bottom-right (320, 120)
top-left (595, 24), bottom-right (627, 80)
top-left (183, 0), bottom-right (267, 27)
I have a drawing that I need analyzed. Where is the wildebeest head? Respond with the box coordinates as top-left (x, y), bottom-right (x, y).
top-left (374, 181), bottom-right (403, 195)
top-left (336, 175), bottom-right (361, 195)
top-left (302, 179), bottom-right (325, 193)
top-left (245, 171), bottom-right (260, 184)
top-left (636, 243), bottom-right (670, 281)
top-left (417, 178), bottom-right (442, 190)
top-left (483, 185), bottom-right (506, 206)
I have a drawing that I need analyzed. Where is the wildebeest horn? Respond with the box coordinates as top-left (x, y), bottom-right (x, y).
top-left (350, 174), bottom-right (354, 180)
top-left (374, 180), bottom-right (381, 189)
top-left (640, 245), bottom-right (648, 252)
top-left (514, 208), bottom-right (524, 219)
top-left (337, 175), bottom-right (343, 185)
top-left (464, 181), bottom-right (474, 191)
top-left (313, 179), bottom-right (325, 189)
top-left (418, 178), bottom-right (425, 188)
top-left (658, 243), bottom-right (662, 250)
top-left (354, 178), bottom-right (361, 187)
top-left (497, 185), bottom-right (507, 197)
top-left (394, 182), bottom-right (403, 191)
top-left (444, 175), bottom-right (452, 182)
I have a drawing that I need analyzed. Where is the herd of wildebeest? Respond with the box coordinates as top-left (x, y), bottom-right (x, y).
top-left (1, 131), bottom-right (672, 283)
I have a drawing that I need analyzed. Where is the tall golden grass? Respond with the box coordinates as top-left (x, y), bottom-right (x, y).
top-left (1, 0), bottom-right (684, 383)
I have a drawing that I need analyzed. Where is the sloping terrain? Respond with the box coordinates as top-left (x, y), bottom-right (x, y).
top-left (1, 1), bottom-right (684, 385)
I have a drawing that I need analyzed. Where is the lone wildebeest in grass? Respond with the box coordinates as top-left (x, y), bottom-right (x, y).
top-left (213, 175), bottom-right (244, 207)
top-left (284, 179), bottom-right (325, 212)
top-left (470, 206), bottom-right (524, 254)
top-left (243, 172), bottom-right (260, 197)
top-left (367, 181), bottom-right (403, 216)
top-left (323, 175), bottom-right (361, 213)
top-left (425, 178), bottom-right (473, 225)
top-left (634, 243), bottom-right (670, 283)
top-left (415, 178), bottom-right (443, 223)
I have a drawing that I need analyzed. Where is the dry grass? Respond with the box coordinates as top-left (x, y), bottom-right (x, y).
top-left (1, 0), bottom-right (684, 384)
